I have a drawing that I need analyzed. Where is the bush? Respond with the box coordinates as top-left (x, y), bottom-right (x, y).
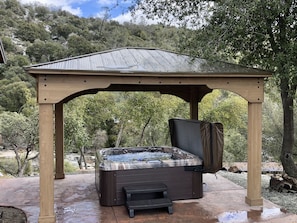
top-left (64, 160), bottom-right (79, 173)
top-left (224, 129), bottom-right (247, 162)
top-left (0, 157), bottom-right (17, 176)
top-left (223, 150), bottom-right (236, 163)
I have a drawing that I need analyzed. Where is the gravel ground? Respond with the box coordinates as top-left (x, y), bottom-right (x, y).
top-left (218, 171), bottom-right (297, 215)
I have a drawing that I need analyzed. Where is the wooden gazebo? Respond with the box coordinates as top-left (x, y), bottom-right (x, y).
top-left (25, 47), bottom-right (272, 223)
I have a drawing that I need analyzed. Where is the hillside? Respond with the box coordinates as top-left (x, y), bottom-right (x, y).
top-left (0, 0), bottom-right (184, 111)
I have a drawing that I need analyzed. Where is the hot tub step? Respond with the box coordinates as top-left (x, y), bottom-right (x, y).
top-left (123, 183), bottom-right (168, 201)
top-left (123, 183), bottom-right (173, 217)
top-left (126, 198), bottom-right (173, 218)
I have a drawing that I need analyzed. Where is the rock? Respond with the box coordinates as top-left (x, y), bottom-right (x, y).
top-left (0, 206), bottom-right (27, 222)
top-left (270, 175), bottom-right (297, 193)
top-left (228, 166), bottom-right (242, 173)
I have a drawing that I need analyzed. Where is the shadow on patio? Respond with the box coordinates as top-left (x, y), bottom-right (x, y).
top-left (0, 172), bottom-right (296, 223)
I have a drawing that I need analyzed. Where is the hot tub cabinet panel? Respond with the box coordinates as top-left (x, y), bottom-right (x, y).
top-left (98, 167), bottom-right (202, 206)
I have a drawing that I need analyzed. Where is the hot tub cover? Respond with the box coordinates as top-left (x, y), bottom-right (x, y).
top-left (169, 118), bottom-right (224, 173)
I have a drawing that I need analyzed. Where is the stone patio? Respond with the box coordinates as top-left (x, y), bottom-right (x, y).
top-left (0, 172), bottom-right (296, 223)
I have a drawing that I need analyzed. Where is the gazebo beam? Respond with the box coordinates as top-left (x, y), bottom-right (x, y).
top-left (41, 75), bottom-right (266, 104)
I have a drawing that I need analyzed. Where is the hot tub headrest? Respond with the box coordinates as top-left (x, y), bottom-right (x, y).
top-left (169, 118), bottom-right (224, 173)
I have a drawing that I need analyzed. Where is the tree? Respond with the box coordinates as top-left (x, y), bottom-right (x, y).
top-left (51, 23), bottom-right (77, 39)
top-left (82, 92), bottom-right (116, 147)
top-left (5, 0), bottom-right (25, 16)
top-left (67, 34), bottom-right (98, 56)
top-left (0, 111), bottom-right (39, 177)
top-left (113, 92), bottom-right (189, 147)
top-left (26, 40), bottom-right (67, 63)
top-left (64, 99), bottom-right (91, 169)
top-left (132, 0), bottom-right (297, 178)
top-left (0, 81), bottom-right (32, 112)
top-left (200, 90), bottom-right (247, 130)
top-left (199, 90), bottom-right (248, 162)
top-left (34, 4), bottom-right (51, 21)
top-left (1, 36), bottom-right (16, 53)
top-left (262, 89), bottom-right (283, 160)
top-left (16, 21), bottom-right (50, 42)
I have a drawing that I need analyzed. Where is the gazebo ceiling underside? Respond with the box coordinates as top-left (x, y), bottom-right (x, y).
top-left (25, 47), bottom-right (271, 103)
top-left (61, 84), bottom-right (213, 103)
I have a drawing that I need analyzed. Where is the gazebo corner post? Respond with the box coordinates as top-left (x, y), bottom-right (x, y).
top-left (245, 102), bottom-right (263, 206)
top-left (55, 102), bottom-right (65, 179)
top-left (190, 101), bottom-right (198, 120)
top-left (190, 88), bottom-right (199, 120)
top-left (38, 103), bottom-right (56, 223)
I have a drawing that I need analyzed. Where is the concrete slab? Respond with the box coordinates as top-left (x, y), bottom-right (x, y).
top-left (0, 172), bottom-right (296, 222)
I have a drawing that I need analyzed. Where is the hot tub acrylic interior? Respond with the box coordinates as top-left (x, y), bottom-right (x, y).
top-left (95, 146), bottom-right (203, 206)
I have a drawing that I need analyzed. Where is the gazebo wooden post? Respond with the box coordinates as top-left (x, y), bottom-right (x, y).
top-left (190, 88), bottom-right (199, 120)
top-left (55, 102), bottom-right (65, 179)
top-left (39, 103), bottom-right (56, 223)
top-left (245, 102), bottom-right (263, 206)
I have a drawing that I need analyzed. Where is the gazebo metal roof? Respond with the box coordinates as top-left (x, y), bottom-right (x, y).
top-left (26, 47), bottom-right (270, 76)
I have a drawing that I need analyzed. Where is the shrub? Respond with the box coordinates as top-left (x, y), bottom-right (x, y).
top-left (64, 160), bottom-right (79, 173)
top-left (0, 157), bottom-right (17, 176)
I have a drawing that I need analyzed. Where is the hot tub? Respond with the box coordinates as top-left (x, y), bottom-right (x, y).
top-left (95, 146), bottom-right (203, 206)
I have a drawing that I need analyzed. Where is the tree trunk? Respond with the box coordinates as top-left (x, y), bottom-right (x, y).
top-left (13, 147), bottom-right (22, 176)
top-left (137, 117), bottom-right (151, 146)
top-left (78, 156), bottom-right (82, 169)
top-left (115, 122), bottom-right (124, 147)
top-left (19, 160), bottom-right (28, 177)
top-left (19, 151), bottom-right (39, 177)
top-left (280, 80), bottom-right (297, 178)
top-left (82, 147), bottom-right (87, 169)
top-left (78, 146), bottom-right (87, 169)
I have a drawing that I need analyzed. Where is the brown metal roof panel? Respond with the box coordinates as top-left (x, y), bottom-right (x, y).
top-left (134, 49), bottom-right (159, 71)
top-left (110, 50), bottom-right (129, 67)
top-left (24, 47), bottom-right (272, 76)
top-left (119, 48), bottom-right (138, 67)
top-left (148, 49), bottom-right (174, 70)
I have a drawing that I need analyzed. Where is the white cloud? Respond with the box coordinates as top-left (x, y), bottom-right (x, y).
top-left (61, 5), bottom-right (82, 16)
top-left (112, 10), bottom-right (160, 25)
top-left (19, 0), bottom-right (86, 16)
top-left (111, 12), bottom-right (132, 24)
top-left (97, 0), bottom-right (117, 5)
top-left (19, 0), bottom-right (160, 25)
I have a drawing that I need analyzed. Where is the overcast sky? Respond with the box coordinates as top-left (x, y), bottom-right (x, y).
top-left (18, 0), bottom-right (152, 24)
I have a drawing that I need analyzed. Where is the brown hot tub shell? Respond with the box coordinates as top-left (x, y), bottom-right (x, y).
top-left (95, 146), bottom-right (203, 206)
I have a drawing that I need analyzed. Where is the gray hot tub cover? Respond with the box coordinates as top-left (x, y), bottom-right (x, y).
top-left (169, 118), bottom-right (224, 173)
